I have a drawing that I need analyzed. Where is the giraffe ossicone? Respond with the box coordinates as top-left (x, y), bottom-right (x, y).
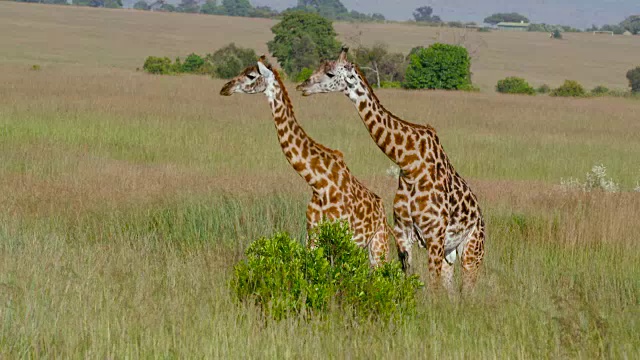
top-left (297, 47), bottom-right (486, 294)
top-left (220, 58), bottom-right (393, 267)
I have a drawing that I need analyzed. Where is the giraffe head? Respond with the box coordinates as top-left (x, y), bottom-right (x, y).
top-left (220, 56), bottom-right (275, 96)
top-left (296, 46), bottom-right (356, 96)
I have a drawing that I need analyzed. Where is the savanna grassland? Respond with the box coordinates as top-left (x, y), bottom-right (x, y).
top-left (1, 2), bottom-right (639, 358)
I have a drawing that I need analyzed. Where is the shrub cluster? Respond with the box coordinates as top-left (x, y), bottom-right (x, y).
top-left (231, 221), bottom-right (423, 321)
top-left (550, 80), bottom-right (586, 97)
top-left (495, 77), bottom-right (536, 95)
top-left (142, 44), bottom-right (257, 78)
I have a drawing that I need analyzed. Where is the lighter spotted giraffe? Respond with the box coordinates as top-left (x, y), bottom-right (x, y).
top-left (220, 57), bottom-right (391, 266)
top-left (297, 48), bottom-right (485, 293)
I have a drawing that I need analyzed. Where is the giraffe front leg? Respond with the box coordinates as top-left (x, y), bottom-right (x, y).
top-left (461, 221), bottom-right (485, 294)
top-left (413, 215), bottom-right (448, 293)
top-left (393, 197), bottom-right (414, 273)
top-left (305, 194), bottom-right (323, 248)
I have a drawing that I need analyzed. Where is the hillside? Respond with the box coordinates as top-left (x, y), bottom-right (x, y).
top-left (2, 2), bottom-right (639, 90)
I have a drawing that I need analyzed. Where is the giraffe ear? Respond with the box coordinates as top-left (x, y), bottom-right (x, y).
top-left (338, 45), bottom-right (349, 63)
top-left (257, 61), bottom-right (273, 79)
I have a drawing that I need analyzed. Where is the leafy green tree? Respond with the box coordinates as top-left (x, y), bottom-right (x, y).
top-left (483, 13), bottom-right (529, 25)
top-left (413, 6), bottom-right (441, 23)
top-left (133, 0), bottom-right (150, 10)
top-left (620, 15), bottom-right (640, 35)
top-left (207, 43), bottom-right (257, 79)
top-left (268, 11), bottom-right (341, 77)
top-left (222, 0), bottom-right (253, 17)
top-left (403, 43), bottom-right (471, 90)
top-left (627, 66), bottom-right (640, 93)
top-left (600, 24), bottom-right (624, 34)
top-left (181, 53), bottom-right (205, 73)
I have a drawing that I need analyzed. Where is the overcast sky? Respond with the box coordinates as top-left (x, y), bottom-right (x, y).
top-left (252, 0), bottom-right (638, 28)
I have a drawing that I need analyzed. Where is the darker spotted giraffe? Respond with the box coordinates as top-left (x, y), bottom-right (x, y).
top-left (297, 48), bottom-right (485, 294)
top-left (220, 57), bottom-right (390, 266)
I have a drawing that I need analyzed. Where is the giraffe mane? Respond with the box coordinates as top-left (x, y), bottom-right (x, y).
top-left (352, 63), bottom-right (435, 132)
top-left (353, 64), bottom-right (381, 103)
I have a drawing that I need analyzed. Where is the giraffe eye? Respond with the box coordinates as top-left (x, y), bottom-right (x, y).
top-left (327, 72), bottom-right (336, 78)
top-left (247, 74), bottom-right (256, 80)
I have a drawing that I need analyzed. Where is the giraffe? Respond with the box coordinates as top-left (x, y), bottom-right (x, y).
top-left (220, 57), bottom-right (391, 266)
top-left (296, 47), bottom-right (485, 294)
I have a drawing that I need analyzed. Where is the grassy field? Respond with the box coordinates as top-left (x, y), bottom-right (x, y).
top-left (1, 2), bottom-right (639, 358)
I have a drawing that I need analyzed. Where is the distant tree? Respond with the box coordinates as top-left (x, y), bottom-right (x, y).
top-left (267, 11), bottom-right (341, 77)
top-left (294, 0), bottom-right (348, 19)
top-left (73, 0), bottom-right (122, 8)
top-left (627, 66), bottom-right (640, 93)
top-left (222, 0), bottom-right (253, 17)
top-left (160, 3), bottom-right (176, 11)
top-left (207, 43), bottom-right (257, 79)
top-left (133, 0), bottom-right (150, 10)
top-left (413, 6), bottom-right (441, 23)
top-left (551, 29), bottom-right (562, 39)
top-left (354, 43), bottom-right (407, 88)
top-left (483, 13), bottom-right (529, 25)
top-left (600, 23), bottom-right (624, 34)
top-left (178, 0), bottom-right (200, 13)
top-left (620, 15), bottom-right (640, 35)
top-left (251, 5), bottom-right (279, 18)
top-left (200, 0), bottom-right (222, 14)
top-left (371, 13), bottom-right (385, 21)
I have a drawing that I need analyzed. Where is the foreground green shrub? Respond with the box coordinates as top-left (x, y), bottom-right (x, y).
top-left (231, 221), bottom-right (423, 321)
top-left (143, 56), bottom-right (173, 75)
top-left (627, 66), bottom-right (640, 93)
top-left (496, 77), bottom-right (535, 95)
top-left (551, 80), bottom-right (586, 97)
top-left (404, 43), bottom-right (471, 90)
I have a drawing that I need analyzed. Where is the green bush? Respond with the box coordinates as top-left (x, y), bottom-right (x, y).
top-left (590, 85), bottom-right (610, 96)
top-left (181, 53), bottom-right (205, 73)
top-left (207, 43), bottom-right (257, 79)
top-left (627, 66), bottom-right (640, 93)
top-left (403, 43), bottom-right (471, 90)
top-left (495, 77), bottom-right (536, 95)
top-left (536, 84), bottom-right (551, 94)
top-left (551, 80), bottom-right (586, 97)
top-left (551, 29), bottom-right (563, 39)
top-left (231, 221), bottom-right (423, 321)
top-left (143, 56), bottom-right (173, 75)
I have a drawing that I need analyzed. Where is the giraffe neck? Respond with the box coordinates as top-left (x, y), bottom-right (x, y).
top-left (264, 73), bottom-right (317, 182)
top-left (344, 68), bottom-right (413, 169)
